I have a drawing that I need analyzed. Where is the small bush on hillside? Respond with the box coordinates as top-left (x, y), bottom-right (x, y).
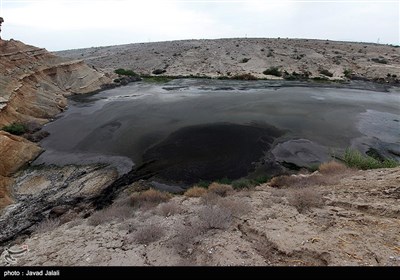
top-left (196, 180), bottom-right (211, 188)
top-left (344, 148), bottom-right (399, 170)
top-left (157, 201), bottom-right (181, 217)
top-left (114, 68), bottom-right (138, 76)
top-left (152, 69), bottom-right (167, 75)
top-left (263, 66), bottom-right (282, 77)
top-left (252, 175), bottom-right (270, 185)
top-left (2, 123), bottom-right (26, 135)
top-left (288, 187), bottom-right (323, 213)
top-left (130, 188), bottom-right (171, 209)
top-left (133, 224), bottom-right (165, 245)
top-left (343, 69), bottom-right (353, 78)
top-left (34, 218), bottom-right (60, 234)
top-left (199, 205), bottom-right (233, 229)
top-left (208, 183), bottom-right (233, 197)
top-left (216, 177), bottom-right (232, 185)
top-left (231, 178), bottom-right (255, 189)
top-left (269, 174), bottom-right (335, 188)
top-left (318, 161), bottom-right (348, 174)
top-left (184, 187), bottom-right (208, 197)
top-left (240, 58), bottom-right (251, 63)
top-left (88, 205), bottom-right (133, 226)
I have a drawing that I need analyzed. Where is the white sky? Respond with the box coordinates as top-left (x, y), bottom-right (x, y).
top-left (0, 0), bottom-right (399, 51)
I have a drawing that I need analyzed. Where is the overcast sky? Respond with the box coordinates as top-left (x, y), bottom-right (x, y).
top-left (0, 0), bottom-right (399, 51)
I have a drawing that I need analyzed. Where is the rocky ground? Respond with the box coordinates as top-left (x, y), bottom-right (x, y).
top-left (57, 38), bottom-right (400, 83)
top-left (1, 166), bottom-right (399, 266)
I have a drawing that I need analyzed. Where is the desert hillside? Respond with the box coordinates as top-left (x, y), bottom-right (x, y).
top-left (57, 38), bottom-right (400, 83)
top-left (2, 166), bottom-right (399, 266)
top-left (0, 39), bottom-right (112, 208)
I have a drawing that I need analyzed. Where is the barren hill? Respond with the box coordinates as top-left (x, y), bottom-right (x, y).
top-left (57, 38), bottom-right (400, 82)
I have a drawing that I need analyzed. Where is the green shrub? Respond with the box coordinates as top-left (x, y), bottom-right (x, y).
top-left (216, 177), bottom-right (232, 185)
top-left (343, 69), bottom-right (353, 78)
top-left (196, 180), bottom-right (211, 188)
top-left (344, 148), bottom-right (399, 170)
top-left (2, 123), bottom-right (26, 135)
top-left (114, 68), bottom-right (138, 76)
top-left (231, 178), bottom-right (255, 189)
top-left (142, 76), bottom-right (173, 83)
top-left (263, 66), bottom-right (282, 77)
top-left (252, 175), bottom-right (270, 185)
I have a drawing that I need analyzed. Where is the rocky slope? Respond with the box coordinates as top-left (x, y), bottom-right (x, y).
top-left (0, 39), bottom-right (112, 209)
top-left (57, 38), bottom-right (400, 83)
top-left (2, 167), bottom-right (399, 266)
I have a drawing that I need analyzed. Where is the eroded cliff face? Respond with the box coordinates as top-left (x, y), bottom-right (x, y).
top-left (0, 39), bottom-right (112, 208)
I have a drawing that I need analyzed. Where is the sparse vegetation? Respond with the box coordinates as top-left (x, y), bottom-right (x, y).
top-left (199, 204), bottom-right (233, 229)
top-left (157, 201), bottom-right (181, 217)
top-left (130, 188), bottom-right (171, 209)
top-left (318, 161), bottom-right (348, 174)
top-left (114, 68), bottom-right (138, 76)
top-left (240, 57), bottom-right (251, 63)
top-left (2, 123), bottom-right (26, 135)
top-left (263, 66), bottom-right (282, 77)
top-left (34, 218), bottom-right (60, 234)
top-left (288, 187), bottom-right (323, 213)
top-left (133, 224), bottom-right (165, 245)
top-left (184, 186), bottom-right (208, 197)
top-left (343, 148), bottom-right (399, 170)
top-left (196, 180), bottom-right (211, 188)
top-left (343, 69), bottom-right (353, 78)
top-left (231, 178), bottom-right (255, 189)
top-left (216, 177), bottom-right (232, 185)
top-left (88, 205), bottom-right (133, 226)
top-left (208, 183), bottom-right (233, 197)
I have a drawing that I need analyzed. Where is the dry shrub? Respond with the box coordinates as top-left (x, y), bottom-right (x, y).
top-left (200, 192), bottom-right (221, 205)
top-left (208, 183), bottom-right (234, 197)
top-left (184, 187), bottom-right (208, 197)
top-left (288, 187), bottom-right (324, 213)
top-left (319, 161), bottom-right (348, 174)
top-left (157, 201), bottom-right (182, 217)
top-left (270, 174), bottom-right (334, 188)
top-left (34, 218), bottom-right (60, 234)
top-left (218, 198), bottom-right (251, 216)
top-left (199, 204), bottom-right (233, 229)
top-left (88, 205), bottom-right (133, 226)
top-left (130, 188), bottom-right (171, 209)
top-left (133, 224), bottom-right (165, 245)
top-left (172, 224), bottom-right (204, 255)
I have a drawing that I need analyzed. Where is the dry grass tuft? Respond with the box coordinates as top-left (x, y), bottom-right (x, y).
top-left (200, 191), bottom-right (221, 205)
top-left (208, 183), bottom-right (234, 197)
top-left (218, 198), bottom-right (251, 216)
top-left (287, 187), bottom-right (324, 213)
top-left (88, 205), bottom-right (133, 226)
top-left (130, 188), bottom-right (171, 209)
top-left (319, 161), bottom-right (348, 174)
top-left (171, 224), bottom-right (205, 255)
top-left (157, 201), bottom-right (182, 217)
top-left (133, 224), bottom-right (165, 245)
top-left (34, 218), bottom-right (60, 234)
top-left (184, 186), bottom-right (208, 197)
top-left (199, 204), bottom-right (233, 229)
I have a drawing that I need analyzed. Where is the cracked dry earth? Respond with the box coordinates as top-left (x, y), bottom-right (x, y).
top-left (5, 167), bottom-right (400, 266)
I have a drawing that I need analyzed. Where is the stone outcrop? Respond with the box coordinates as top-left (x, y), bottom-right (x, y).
top-left (0, 39), bottom-right (112, 209)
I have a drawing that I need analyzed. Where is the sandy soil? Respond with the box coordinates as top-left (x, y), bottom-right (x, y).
top-left (3, 167), bottom-right (399, 266)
